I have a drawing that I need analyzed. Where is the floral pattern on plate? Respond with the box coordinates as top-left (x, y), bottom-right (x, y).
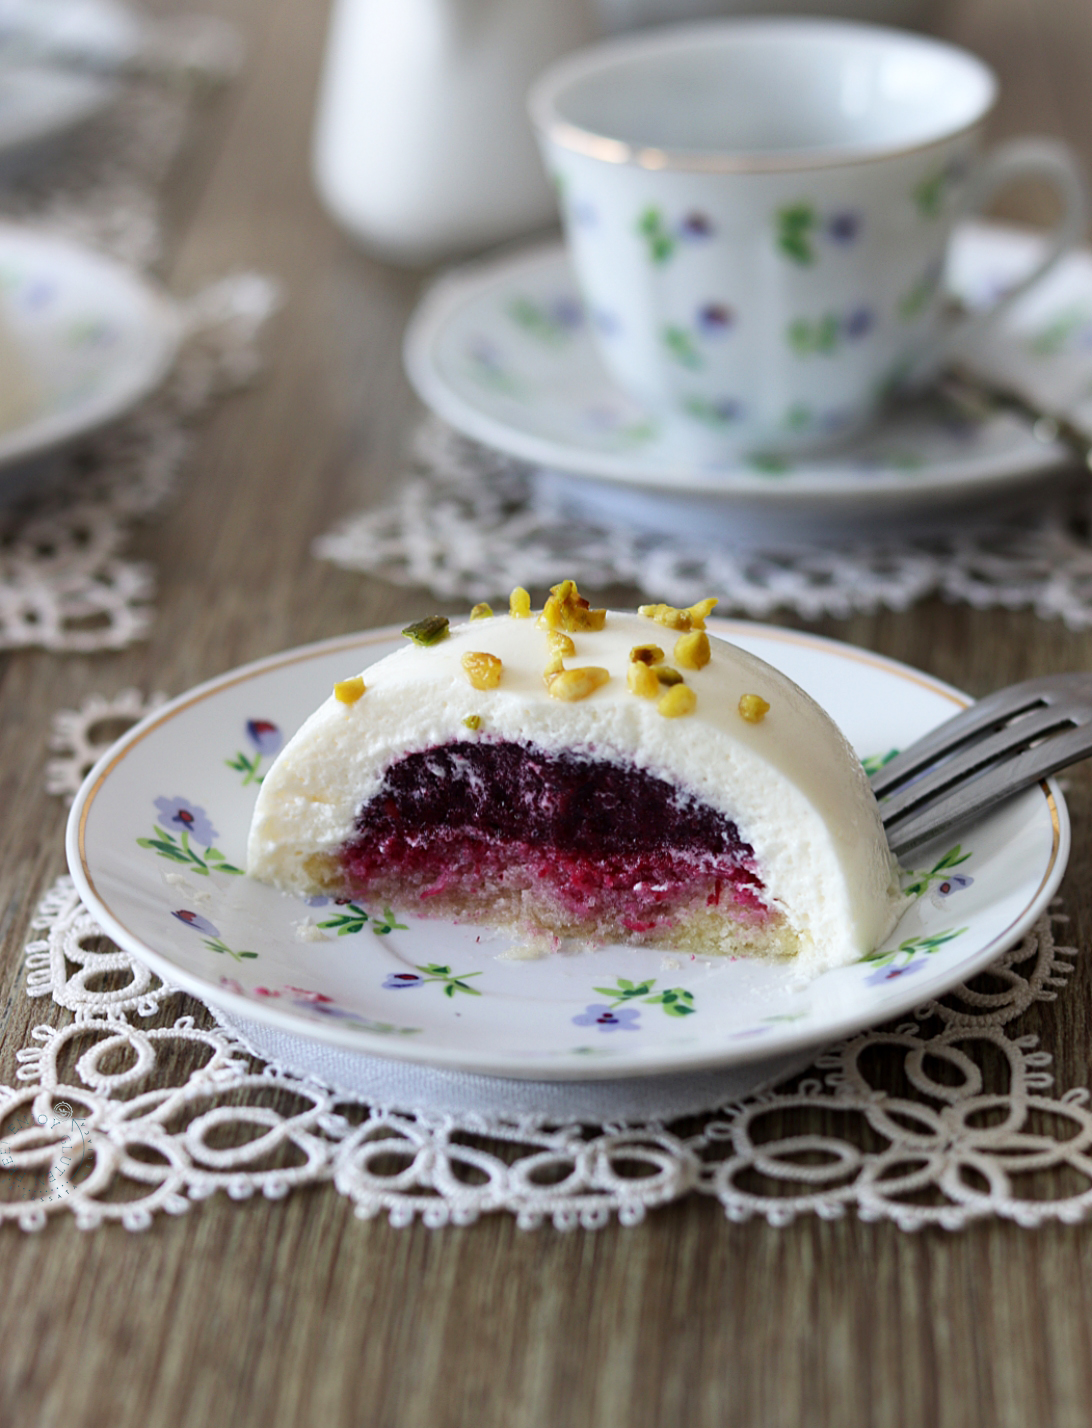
top-left (317, 901), bottom-right (408, 937)
top-left (225, 719), bottom-right (282, 786)
top-left (137, 796), bottom-right (244, 876)
top-left (173, 910), bottom-right (257, 962)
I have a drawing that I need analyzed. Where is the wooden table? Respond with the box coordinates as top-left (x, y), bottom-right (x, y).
top-left (4, 0), bottom-right (1092, 1423)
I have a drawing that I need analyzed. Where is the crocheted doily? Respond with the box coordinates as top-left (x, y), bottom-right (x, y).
top-left (0, 15), bottom-right (277, 653)
top-left (316, 418), bottom-right (1092, 625)
top-left (7, 695), bottom-right (1089, 1232)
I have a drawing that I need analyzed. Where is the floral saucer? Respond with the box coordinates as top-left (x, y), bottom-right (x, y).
top-left (66, 621), bottom-right (1068, 1081)
top-left (0, 222), bottom-right (180, 471)
top-left (404, 220), bottom-right (1088, 508)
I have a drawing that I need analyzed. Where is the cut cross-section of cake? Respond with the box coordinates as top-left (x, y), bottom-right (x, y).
top-left (247, 589), bottom-right (906, 973)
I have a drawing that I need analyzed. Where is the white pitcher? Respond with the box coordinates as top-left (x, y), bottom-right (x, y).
top-left (312, 0), bottom-right (596, 266)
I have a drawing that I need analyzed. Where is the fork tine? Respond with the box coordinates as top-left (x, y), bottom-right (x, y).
top-left (870, 673), bottom-right (1092, 799)
top-left (876, 702), bottom-right (1087, 824)
top-left (884, 721), bottom-right (1092, 857)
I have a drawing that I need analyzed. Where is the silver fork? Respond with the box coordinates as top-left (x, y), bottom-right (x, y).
top-left (870, 673), bottom-right (1092, 858)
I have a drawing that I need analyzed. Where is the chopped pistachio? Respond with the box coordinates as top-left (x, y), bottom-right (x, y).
top-left (402, 615), bottom-right (450, 646)
top-left (542, 650), bottom-right (566, 688)
top-left (638, 597), bottom-right (718, 632)
top-left (463, 714), bottom-right (482, 731)
top-left (470, 602), bottom-right (493, 620)
top-left (658, 684), bottom-right (697, 718)
top-left (738, 693), bottom-right (771, 724)
top-left (539, 578), bottom-right (606, 633)
top-left (674, 631), bottom-right (711, 670)
top-left (651, 665), bottom-right (684, 686)
top-left (548, 630), bottom-right (576, 657)
top-left (547, 666), bottom-right (610, 701)
top-left (333, 676), bottom-right (365, 705)
top-left (462, 651), bottom-right (503, 691)
top-left (629, 643), bottom-right (665, 666)
top-left (638, 603), bottom-right (688, 631)
top-left (627, 661), bottom-right (660, 699)
top-left (509, 586), bottom-right (532, 618)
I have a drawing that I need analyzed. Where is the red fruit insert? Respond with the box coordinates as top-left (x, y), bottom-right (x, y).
top-left (339, 741), bottom-right (770, 937)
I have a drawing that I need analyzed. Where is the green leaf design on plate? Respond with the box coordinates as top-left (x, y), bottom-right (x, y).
top-left (136, 826), bottom-right (243, 877)
top-left (594, 977), bottom-right (697, 1018)
top-left (861, 926), bottom-right (967, 970)
top-left (901, 845), bottom-right (973, 900)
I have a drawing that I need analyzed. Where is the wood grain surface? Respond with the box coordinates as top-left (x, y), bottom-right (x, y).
top-left (3, 1), bottom-right (1092, 1424)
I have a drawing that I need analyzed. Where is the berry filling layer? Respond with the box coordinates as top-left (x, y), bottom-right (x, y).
top-left (337, 741), bottom-right (775, 939)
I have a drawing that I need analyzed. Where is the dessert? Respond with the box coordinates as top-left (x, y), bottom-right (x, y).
top-left (247, 587), bottom-right (904, 972)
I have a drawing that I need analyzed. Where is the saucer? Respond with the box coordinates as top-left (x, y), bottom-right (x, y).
top-left (0, 222), bottom-right (181, 472)
top-left (67, 621), bottom-right (1067, 1082)
top-left (404, 221), bottom-right (1083, 514)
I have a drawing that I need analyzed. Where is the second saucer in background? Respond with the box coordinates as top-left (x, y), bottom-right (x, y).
top-left (0, 222), bottom-right (179, 479)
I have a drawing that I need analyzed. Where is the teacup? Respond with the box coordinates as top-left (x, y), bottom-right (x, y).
top-left (529, 19), bottom-right (1089, 456)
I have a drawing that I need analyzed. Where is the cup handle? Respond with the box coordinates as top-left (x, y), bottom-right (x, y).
top-left (910, 138), bottom-right (1090, 382)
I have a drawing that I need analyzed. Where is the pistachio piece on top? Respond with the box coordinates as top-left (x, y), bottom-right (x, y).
top-left (402, 615), bottom-right (450, 646)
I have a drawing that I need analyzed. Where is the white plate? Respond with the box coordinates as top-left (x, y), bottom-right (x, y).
top-left (404, 221), bottom-right (1084, 508)
top-left (0, 222), bottom-right (180, 470)
top-left (66, 621), bottom-right (1069, 1081)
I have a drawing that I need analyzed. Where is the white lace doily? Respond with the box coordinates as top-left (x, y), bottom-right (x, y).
top-left (316, 418), bottom-right (1092, 624)
top-left (5, 844), bottom-right (1088, 1230)
top-left (0, 14), bottom-right (278, 653)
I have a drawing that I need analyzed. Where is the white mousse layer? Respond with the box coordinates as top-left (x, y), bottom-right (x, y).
top-left (248, 612), bottom-right (905, 972)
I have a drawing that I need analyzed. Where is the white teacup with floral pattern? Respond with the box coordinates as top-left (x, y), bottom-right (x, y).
top-left (530, 19), bottom-right (1089, 456)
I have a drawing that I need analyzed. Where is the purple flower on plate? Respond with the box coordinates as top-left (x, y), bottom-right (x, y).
top-left (930, 874), bottom-right (974, 909)
top-left (384, 972), bottom-right (426, 990)
top-left (297, 1001), bottom-right (357, 1019)
top-left (549, 296), bottom-right (585, 331)
top-left (584, 404), bottom-right (624, 430)
top-left (935, 874), bottom-right (974, 897)
top-left (469, 336), bottom-right (503, 370)
top-left (154, 796), bottom-right (218, 847)
top-left (679, 212), bottom-right (715, 240)
top-left (246, 720), bottom-right (282, 756)
top-left (592, 308), bottom-right (622, 338)
top-left (21, 279), bottom-right (56, 311)
top-left (864, 958), bottom-right (927, 987)
top-left (302, 894), bottom-right (331, 908)
top-left (826, 211), bottom-right (861, 244)
top-left (697, 303), bottom-right (735, 336)
top-left (571, 1003), bottom-right (641, 1032)
top-left (172, 909), bottom-right (220, 938)
top-left (844, 306), bottom-right (875, 340)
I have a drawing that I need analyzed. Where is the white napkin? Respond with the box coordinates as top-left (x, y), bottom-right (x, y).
top-left (222, 1010), bottom-right (817, 1122)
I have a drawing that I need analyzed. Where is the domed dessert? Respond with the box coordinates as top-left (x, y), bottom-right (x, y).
top-left (247, 585), bottom-right (904, 972)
